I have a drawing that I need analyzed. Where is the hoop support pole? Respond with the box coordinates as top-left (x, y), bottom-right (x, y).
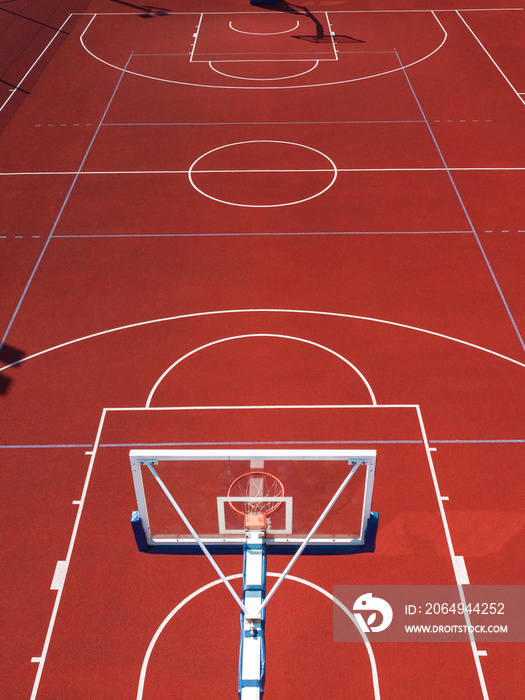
top-left (239, 530), bottom-right (266, 699)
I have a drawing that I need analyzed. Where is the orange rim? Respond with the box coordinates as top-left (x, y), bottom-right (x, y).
top-left (227, 471), bottom-right (284, 516)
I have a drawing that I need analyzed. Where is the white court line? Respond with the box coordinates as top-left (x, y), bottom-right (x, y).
top-left (136, 572), bottom-right (381, 700)
top-left (145, 333), bottom-right (377, 407)
top-left (6, 166), bottom-right (525, 177)
top-left (228, 20), bottom-right (300, 35)
top-left (299, 8), bottom-right (522, 12)
top-left (0, 16), bottom-right (72, 115)
top-left (0, 4), bottom-right (516, 117)
top-left (105, 403), bottom-right (424, 411)
top-left (395, 43), bottom-right (525, 353)
top-left (35, 402), bottom-right (478, 700)
top-left (0, 10), bottom-right (515, 694)
top-left (203, 58), bottom-right (335, 64)
top-left (1, 47), bottom-right (133, 349)
top-left (79, 11), bottom-right (447, 90)
top-left (187, 139), bottom-right (337, 208)
top-left (415, 406), bottom-right (488, 699)
top-left (189, 13), bottom-right (203, 63)
top-left (325, 12), bottom-right (338, 62)
top-left (453, 555), bottom-right (470, 585)
top-left (68, 9), bottom-right (524, 16)
top-left (50, 561), bottom-right (67, 591)
top-left (33, 404), bottom-right (385, 699)
top-left (457, 11), bottom-right (525, 106)
top-left (29, 408), bottom-right (108, 699)
top-left (208, 60), bottom-right (320, 81)
top-left (1, 309), bottom-right (525, 376)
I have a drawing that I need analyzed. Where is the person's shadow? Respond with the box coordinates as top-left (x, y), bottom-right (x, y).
top-left (109, 1), bottom-right (170, 18)
top-left (0, 343), bottom-right (25, 395)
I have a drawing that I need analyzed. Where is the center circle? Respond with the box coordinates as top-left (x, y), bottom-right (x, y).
top-left (188, 140), bottom-right (338, 207)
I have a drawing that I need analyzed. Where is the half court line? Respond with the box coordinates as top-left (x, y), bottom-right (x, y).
top-left (4, 167), bottom-right (525, 176)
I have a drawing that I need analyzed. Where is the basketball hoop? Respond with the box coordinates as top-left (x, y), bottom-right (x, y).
top-left (130, 448), bottom-right (377, 700)
top-left (227, 471), bottom-right (284, 530)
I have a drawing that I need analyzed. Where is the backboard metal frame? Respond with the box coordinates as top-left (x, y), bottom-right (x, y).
top-left (130, 448), bottom-right (377, 554)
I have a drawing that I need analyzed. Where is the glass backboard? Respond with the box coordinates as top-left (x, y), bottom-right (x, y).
top-left (130, 449), bottom-right (376, 553)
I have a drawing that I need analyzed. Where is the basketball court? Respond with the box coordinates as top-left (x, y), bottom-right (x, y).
top-left (1, 1), bottom-right (524, 698)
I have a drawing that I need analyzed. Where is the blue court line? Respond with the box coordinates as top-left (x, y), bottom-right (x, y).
top-left (0, 56), bottom-right (132, 351)
top-left (396, 50), bottom-right (525, 354)
top-left (430, 439), bottom-right (525, 444)
top-left (103, 120), bottom-right (426, 126)
top-left (0, 444), bottom-right (93, 449)
top-left (53, 230), bottom-right (473, 238)
top-left (1, 439), bottom-right (523, 449)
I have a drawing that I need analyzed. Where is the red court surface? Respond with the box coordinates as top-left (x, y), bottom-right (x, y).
top-left (1, 1), bottom-right (524, 698)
